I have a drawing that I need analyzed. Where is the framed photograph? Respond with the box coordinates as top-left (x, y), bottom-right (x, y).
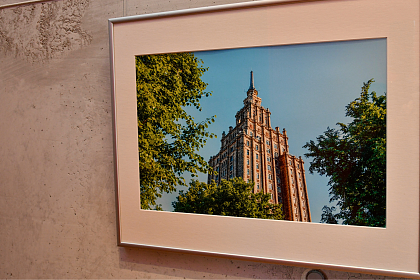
top-left (109, 0), bottom-right (419, 277)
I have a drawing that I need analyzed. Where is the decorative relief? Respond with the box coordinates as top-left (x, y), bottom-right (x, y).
top-left (0, 0), bottom-right (92, 62)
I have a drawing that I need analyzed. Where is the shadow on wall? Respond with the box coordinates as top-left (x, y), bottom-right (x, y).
top-left (118, 246), bottom-right (394, 279)
top-left (118, 246), bottom-right (299, 279)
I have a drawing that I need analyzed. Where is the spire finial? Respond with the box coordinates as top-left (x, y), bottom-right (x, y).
top-left (249, 71), bottom-right (255, 90)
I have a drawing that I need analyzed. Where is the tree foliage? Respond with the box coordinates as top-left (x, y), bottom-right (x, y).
top-left (320, 206), bottom-right (338, 224)
top-left (136, 53), bottom-right (216, 210)
top-left (173, 177), bottom-right (284, 220)
top-left (303, 79), bottom-right (386, 227)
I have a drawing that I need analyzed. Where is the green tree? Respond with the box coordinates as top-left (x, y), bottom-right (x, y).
top-left (173, 177), bottom-right (284, 220)
top-left (303, 79), bottom-right (386, 227)
top-left (136, 53), bottom-right (216, 210)
top-left (320, 206), bottom-right (338, 224)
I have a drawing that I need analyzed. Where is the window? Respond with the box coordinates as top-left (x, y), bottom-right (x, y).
top-left (271, 193), bottom-right (274, 200)
top-left (257, 173), bottom-right (259, 179)
top-left (282, 148), bottom-right (285, 152)
top-left (297, 163), bottom-right (300, 169)
top-left (256, 154), bottom-right (259, 159)
top-left (268, 174), bottom-right (272, 180)
top-left (267, 148), bottom-right (271, 153)
top-left (230, 156), bottom-right (233, 162)
top-left (269, 184), bottom-right (272, 189)
top-left (256, 145), bottom-right (259, 150)
top-left (247, 159), bottom-right (249, 165)
top-left (247, 149), bottom-right (249, 155)
top-left (250, 131), bottom-right (253, 136)
top-left (267, 157), bottom-right (271, 162)
top-left (230, 165), bottom-right (233, 171)
top-left (268, 165), bottom-right (271, 171)
top-left (256, 163), bottom-right (259, 169)
top-left (247, 169), bottom-right (249, 175)
top-left (247, 141), bottom-right (249, 146)
top-left (257, 184), bottom-right (260, 189)
top-left (275, 152), bottom-right (278, 157)
top-left (274, 144), bottom-right (277, 149)
top-left (266, 140), bottom-right (270, 145)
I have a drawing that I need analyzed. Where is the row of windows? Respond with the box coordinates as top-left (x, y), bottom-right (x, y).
top-left (216, 146), bottom-right (240, 164)
top-left (255, 184), bottom-right (273, 190)
top-left (288, 159), bottom-right (301, 169)
top-left (248, 144), bottom-right (274, 154)
top-left (246, 169), bottom-right (275, 182)
top-left (222, 131), bottom-right (240, 144)
top-left (253, 115), bottom-right (269, 126)
top-left (217, 157), bottom-right (240, 172)
top-left (217, 168), bottom-right (237, 179)
top-left (247, 171), bottom-right (276, 183)
top-left (244, 133), bottom-right (285, 147)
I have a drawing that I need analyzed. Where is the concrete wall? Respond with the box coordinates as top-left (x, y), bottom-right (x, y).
top-left (0, 0), bottom-right (403, 278)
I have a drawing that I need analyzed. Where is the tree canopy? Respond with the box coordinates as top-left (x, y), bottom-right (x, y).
top-left (320, 206), bottom-right (338, 224)
top-left (136, 53), bottom-right (216, 210)
top-left (173, 177), bottom-right (284, 220)
top-left (303, 79), bottom-right (386, 227)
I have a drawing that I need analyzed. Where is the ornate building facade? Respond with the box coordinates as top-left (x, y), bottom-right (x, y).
top-left (207, 72), bottom-right (311, 222)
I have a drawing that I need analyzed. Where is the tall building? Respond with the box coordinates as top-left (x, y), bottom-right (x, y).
top-left (208, 72), bottom-right (311, 222)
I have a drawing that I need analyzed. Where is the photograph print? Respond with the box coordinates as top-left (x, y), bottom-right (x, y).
top-left (136, 38), bottom-right (387, 227)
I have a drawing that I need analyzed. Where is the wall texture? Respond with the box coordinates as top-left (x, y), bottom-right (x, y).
top-left (0, 0), bottom-right (406, 279)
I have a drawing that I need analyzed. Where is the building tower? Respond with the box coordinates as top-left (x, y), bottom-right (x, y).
top-left (207, 71), bottom-right (311, 222)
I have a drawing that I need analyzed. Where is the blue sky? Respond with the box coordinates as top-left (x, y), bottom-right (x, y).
top-left (155, 38), bottom-right (387, 223)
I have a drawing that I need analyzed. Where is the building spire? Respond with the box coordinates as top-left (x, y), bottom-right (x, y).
top-left (249, 71), bottom-right (255, 90)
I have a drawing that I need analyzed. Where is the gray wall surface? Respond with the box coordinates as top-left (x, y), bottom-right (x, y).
top-left (0, 0), bottom-right (404, 278)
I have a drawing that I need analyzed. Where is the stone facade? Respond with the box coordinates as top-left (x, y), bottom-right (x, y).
top-left (208, 72), bottom-right (311, 222)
